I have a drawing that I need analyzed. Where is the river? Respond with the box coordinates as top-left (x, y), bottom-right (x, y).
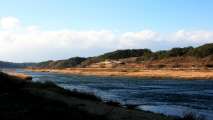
top-left (3, 70), bottom-right (213, 120)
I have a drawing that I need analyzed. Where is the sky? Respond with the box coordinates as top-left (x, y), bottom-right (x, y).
top-left (0, 0), bottom-right (213, 63)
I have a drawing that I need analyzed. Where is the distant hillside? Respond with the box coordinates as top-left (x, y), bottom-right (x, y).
top-left (0, 61), bottom-right (37, 69)
top-left (33, 43), bottom-right (213, 69)
top-left (135, 43), bottom-right (213, 63)
top-left (95, 49), bottom-right (151, 61)
top-left (33, 57), bottom-right (87, 69)
top-left (33, 49), bottom-right (151, 69)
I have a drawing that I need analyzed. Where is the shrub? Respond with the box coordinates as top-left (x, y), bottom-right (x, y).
top-left (182, 112), bottom-right (206, 120)
top-left (124, 104), bottom-right (138, 109)
top-left (105, 100), bottom-right (120, 107)
top-left (66, 89), bottom-right (102, 101)
top-left (120, 70), bottom-right (128, 72)
top-left (201, 66), bottom-right (209, 71)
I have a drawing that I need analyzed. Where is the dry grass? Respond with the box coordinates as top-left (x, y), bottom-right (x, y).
top-left (26, 68), bottom-right (213, 79)
top-left (6, 72), bottom-right (32, 80)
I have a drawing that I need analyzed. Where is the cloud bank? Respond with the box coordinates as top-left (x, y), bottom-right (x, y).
top-left (0, 17), bottom-right (213, 62)
top-left (1, 17), bottom-right (22, 30)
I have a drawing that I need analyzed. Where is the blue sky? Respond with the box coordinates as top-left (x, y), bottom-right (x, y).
top-left (0, 0), bottom-right (213, 62)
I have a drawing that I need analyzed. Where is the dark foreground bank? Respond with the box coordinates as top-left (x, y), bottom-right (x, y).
top-left (0, 71), bottom-right (195, 120)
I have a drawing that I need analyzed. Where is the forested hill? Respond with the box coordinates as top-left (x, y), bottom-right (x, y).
top-left (135, 43), bottom-right (213, 63)
top-left (33, 43), bottom-right (213, 69)
top-left (0, 61), bottom-right (37, 69)
top-left (95, 49), bottom-right (151, 61)
top-left (33, 49), bottom-right (150, 69)
top-left (33, 57), bottom-right (87, 69)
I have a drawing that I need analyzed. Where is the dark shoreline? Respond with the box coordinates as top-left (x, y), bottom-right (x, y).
top-left (0, 71), bottom-right (183, 120)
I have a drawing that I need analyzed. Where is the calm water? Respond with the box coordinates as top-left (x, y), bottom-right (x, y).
top-left (3, 70), bottom-right (213, 120)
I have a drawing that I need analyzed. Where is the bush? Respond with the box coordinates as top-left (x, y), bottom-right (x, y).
top-left (182, 112), bottom-right (206, 120)
top-left (105, 100), bottom-right (120, 107)
top-left (65, 89), bottom-right (102, 101)
top-left (124, 104), bottom-right (138, 109)
top-left (120, 70), bottom-right (128, 72)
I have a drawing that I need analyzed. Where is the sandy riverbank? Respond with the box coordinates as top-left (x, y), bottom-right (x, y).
top-left (26, 68), bottom-right (213, 79)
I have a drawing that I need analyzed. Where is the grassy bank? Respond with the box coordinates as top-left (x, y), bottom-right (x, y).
top-left (26, 68), bottom-right (213, 79)
top-left (0, 71), bottom-right (182, 120)
top-left (6, 72), bottom-right (33, 80)
top-left (0, 72), bottom-right (105, 120)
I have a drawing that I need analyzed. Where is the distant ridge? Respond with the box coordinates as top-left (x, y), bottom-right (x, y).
top-left (33, 43), bottom-right (213, 69)
top-left (135, 43), bottom-right (213, 63)
top-left (33, 49), bottom-right (150, 69)
top-left (0, 61), bottom-right (37, 69)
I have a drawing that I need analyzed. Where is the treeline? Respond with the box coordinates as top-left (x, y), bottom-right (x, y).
top-left (96, 49), bottom-right (151, 61)
top-left (80, 49), bottom-right (151, 67)
top-left (33, 49), bottom-right (150, 69)
top-left (0, 61), bottom-right (37, 69)
top-left (135, 43), bottom-right (213, 63)
top-left (33, 57), bottom-right (87, 69)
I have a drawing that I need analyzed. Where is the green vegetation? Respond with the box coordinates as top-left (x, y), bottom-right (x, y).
top-left (187, 43), bottom-right (213, 58)
top-left (136, 43), bottom-right (213, 62)
top-left (95, 49), bottom-right (151, 61)
top-left (33, 49), bottom-right (151, 69)
top-left (33, 57), bottom-right (87, 69)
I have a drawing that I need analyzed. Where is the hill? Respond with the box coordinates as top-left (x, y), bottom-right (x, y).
top-left (134, 43), bottom-right (213, 69)
top-left (33, 44), bottom-right (213, 69)
top-left (33, 49), bottom-right (151, 69)
top-left (0, 61), bottom-right (37, 69)
top-left (33, 57), bottom-right (87, 69)
top-left (95, 49), bottom-right (151, 60)
top-left (136, 43), bottom-right (213, 62)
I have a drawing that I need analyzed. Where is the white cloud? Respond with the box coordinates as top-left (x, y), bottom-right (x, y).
top-left (0, 31), bottom-right (15, 42)
top-left (167, 30), bottom-right (213, 43)
top-left (0, 17), bottom-right (22, 30)
top-left (113, 29), bottom-right (120, 32)
top-left (27, 26), bottom-right (40, 32)
top-left (0, 18), bottom-right (213, 62)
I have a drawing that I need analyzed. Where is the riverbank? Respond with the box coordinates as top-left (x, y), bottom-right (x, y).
top-left (6, 72), bottom-right (32, 80)
top-left (26, 68), bottom-right (213, 79)
top-left (0, 71), bottom-right (180, 120)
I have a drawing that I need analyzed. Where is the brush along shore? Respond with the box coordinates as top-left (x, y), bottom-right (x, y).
top-left (26, 68), bottom-right (213, 79)
top-left (0, 71), bottom-right (182, 120)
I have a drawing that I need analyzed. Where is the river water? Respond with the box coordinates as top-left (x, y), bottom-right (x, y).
top-left (3, 70), bottom-right (213, 120)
